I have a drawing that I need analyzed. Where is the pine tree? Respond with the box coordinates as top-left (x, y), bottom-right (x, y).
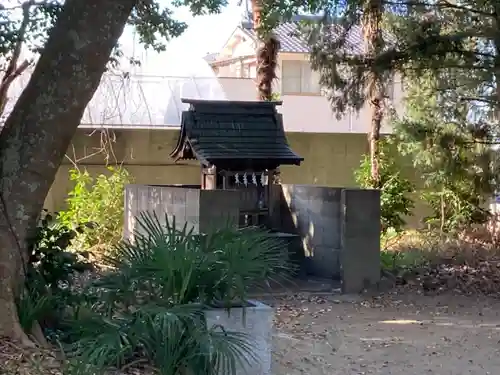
top-left (393, 66), bottom-right (500, 231)
top-left (261, 0), bottom-right (392, 183)
top-left (383, 0), bottom-right (500, 230)
top-left (261, 0), bottom-right (500, 227)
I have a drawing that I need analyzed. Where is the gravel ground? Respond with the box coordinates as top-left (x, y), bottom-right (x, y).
top-left (267, 292), bottom-right (500, 375)
top-left (3, 288), bottom-right (500, 375)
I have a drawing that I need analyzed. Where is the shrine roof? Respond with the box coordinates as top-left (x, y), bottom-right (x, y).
top-left (170, 99), bottom-right (303, 170)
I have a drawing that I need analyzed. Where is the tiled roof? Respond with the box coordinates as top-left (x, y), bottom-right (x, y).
top-left (263, 23), bottom-right (310, 53)
top-left (243, 22), bottom-right (366, 54)
top-left (170, 99), bottom-right (303, 169)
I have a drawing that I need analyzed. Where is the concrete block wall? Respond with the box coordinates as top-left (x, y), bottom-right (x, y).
top-left (124, 185), bottom-right (201, 239)
top-left (124, 185), bottom-right (240, 240)
top-left (124, 184), bottom-right (380, 293)
top-left (205, 300), bottom-right (273, 375)
top-left (272, 185), bottom-right (343, 279)
top-left (270, 185), bottom-right (380, 292)
top-left (340, 189), bottom-right (381, 293)
top-left (199, 189), bottom-right (240, 233)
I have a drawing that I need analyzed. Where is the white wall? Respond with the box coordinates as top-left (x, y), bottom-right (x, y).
top-left (218, 77), bottom-right (401, 134)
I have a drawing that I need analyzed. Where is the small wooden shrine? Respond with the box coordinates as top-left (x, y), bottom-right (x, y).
top-left (170, 99), bottom-right (303, 227)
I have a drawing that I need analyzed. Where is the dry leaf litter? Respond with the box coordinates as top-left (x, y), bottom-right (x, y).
top-left (5, 241), bottom-right (500, 375)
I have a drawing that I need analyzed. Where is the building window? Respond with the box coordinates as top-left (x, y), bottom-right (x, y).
top-left (244, 64), bottom-right (253, 78)
top-left (249, 65), bottom-right (256, 78)
top-left (281, 60), bottom-right (321, 95)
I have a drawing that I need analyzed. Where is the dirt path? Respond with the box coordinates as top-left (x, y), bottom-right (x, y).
top-left (268, 292), bottom-right (500, 375)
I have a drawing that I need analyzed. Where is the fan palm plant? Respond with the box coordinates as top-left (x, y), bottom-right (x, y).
top-left (94, 213), bottom-right (291, 309)
top-left (66, 303), bottom-right (255, 375)
top-left (63, 212), bottom-right (291, 374)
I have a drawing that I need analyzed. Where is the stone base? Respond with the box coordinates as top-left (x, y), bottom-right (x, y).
top-left (204, 300), bottom-right (273, 375)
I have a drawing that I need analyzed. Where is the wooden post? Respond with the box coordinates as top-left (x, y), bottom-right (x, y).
top-left (267, 169), bottom-right (277, 228)
top-left (201, 165), bottom-right (216, 190)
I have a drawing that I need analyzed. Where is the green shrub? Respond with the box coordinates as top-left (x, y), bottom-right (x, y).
top-left (27, 211), bottom-right (93, 290)
top-left (58, 166), bottom-right (131, 256)
top-left (17, 211), bottom-right (93, 335)
top-left (355, 139), bottom-right (415, 234)
top-left (270, 92), bottom-right (281, 101)
top-left (421, 188), bottom-right (490, 233)
top-left (379, 230), bottom-right (435, 276)
top-left (65, 305), bottom-right (255, 375)
top-left (62, 213), bottom-right (290, 374)
top-left (380, 249), bottom-right (429, 275)
top-left (89, 214), bottom-right (292, 309)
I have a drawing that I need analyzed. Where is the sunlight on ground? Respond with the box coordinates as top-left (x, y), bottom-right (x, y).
top-left (379, 319), bottom-right (500, 330)
top-left (379, 319), bottom-right (421, 325)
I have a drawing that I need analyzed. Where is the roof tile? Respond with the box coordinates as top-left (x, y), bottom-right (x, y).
top-left (170, 100), bottom-right (303, 169)
top-left (244, 22), bottom-right (366, 54)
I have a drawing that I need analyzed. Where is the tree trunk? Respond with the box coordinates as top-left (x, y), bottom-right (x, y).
top-left (0, 0), bottom-right (137, 343)
top-left (369, 95), bottom-right (383, 184)
top-left (256, 34), bottom-right (280, 101)
top-left (251, 0), bottom-right (262, 32)
top-left (252, 0), bottom-right (264, 100)
top-left (362, 0), bottom-right (384, 184)
top-left (251, 0), bottom-right (279, 101)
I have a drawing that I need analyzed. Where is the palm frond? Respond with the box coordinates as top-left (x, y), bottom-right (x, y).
top-left (65, 312), bottom-right (135, 371)
top-left (68, 212), bottom-right (282, 374)
top-left (95, 212), bottom-right (292, 308)
top-left (16, 290), bottom-right (55, 333)
top-left (203, 326), bottom-right (257, 375)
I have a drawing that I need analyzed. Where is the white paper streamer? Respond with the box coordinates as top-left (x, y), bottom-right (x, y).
top-left (252, 173), bottom-right (257, 186)
top-left (262, 172), bottom-right (268, 186)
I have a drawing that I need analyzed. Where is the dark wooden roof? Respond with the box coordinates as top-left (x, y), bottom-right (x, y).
top-left (170, 99), bottom-right (303, 170)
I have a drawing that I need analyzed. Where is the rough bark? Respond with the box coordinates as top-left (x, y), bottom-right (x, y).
top-left (362, 0), bottom-right (384, 184)
top-left (256, 35), bottom-right (280, 101)
top-left (251, 0), bottom-right (279, 101)
top-left (0, 1), bottom-right (33, 117)
top-left (0, 0), bottom-right (137, 343)
top-left (251, 0), bottom-right (262, 39)
top-left (252, 0), bottom-right (281, 180)
top-left (369, 95), bottom-right (383, 184)
top-left (252, 0), bottom-right (264, 100)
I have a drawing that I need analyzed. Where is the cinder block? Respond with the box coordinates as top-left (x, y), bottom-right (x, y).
top-left (186, 189), bottom-right (199, 205)
top-left (185, 191), bottom-right (200, 219)
top-left (204, 300), bottom-right (273, 375)
top-left (170, 203), bottom-right (186, 220)
top-left (199, 190), bottom-right (240, 233)
top-left (274, 185), bottom-right (343, 279)
top-left (340, 189), bottom-right (381, 294)
top-left (161, 188), bottom-right (174, 208)
top-left (310, 245), bottom-right (341, 279)
top-left (171, 188), bottom-right (187, 205)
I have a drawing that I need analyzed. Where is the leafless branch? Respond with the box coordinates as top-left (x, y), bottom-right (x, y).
top-left (64, 128), bottom-right (120, 169)
top-left (0, 1), bottom-right (34, 117)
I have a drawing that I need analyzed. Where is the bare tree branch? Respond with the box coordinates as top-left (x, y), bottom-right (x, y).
top-left (0, 1), bottom-right (34, 117)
